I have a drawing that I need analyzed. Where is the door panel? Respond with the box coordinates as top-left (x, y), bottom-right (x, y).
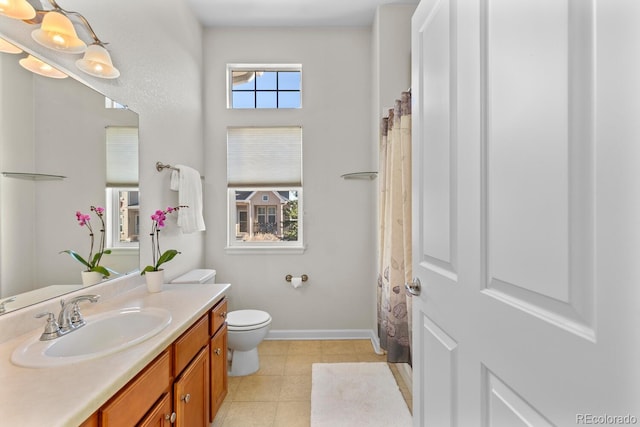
top-left (421, 315), bottom-right (458, 426)
top-left (417, 0), bottom-right (458, 279)
top-left (411, 0), bottom-right (640, 425)
top-left (483, 368), bottom-right (553, 427)
top-left (482, 0), bottom-right (595, 340)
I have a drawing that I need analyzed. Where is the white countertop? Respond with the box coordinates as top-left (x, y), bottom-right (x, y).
top-left (0, 282), bottom-right (230, 427)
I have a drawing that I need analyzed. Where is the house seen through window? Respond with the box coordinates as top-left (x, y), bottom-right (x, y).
top-left (227, 126), bottom-right (303, 249)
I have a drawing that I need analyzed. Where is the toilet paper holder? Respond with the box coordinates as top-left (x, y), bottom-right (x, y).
top-left (285, 274), bottom-right (308, 282)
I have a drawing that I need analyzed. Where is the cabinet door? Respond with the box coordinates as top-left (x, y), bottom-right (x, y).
top-left (79, 412), bottom-right (98, 427)
top-left (138, 393), bottom-right (174, 427)
top-left (210, 323), bottom-right (228, 422)
top-left (174, 346), bottom-right (210, 427)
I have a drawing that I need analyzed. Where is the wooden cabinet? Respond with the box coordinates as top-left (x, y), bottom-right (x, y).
top-left (173, 315), bottom-right (209, 375)
top-left (100, 350), bottom-right (171, 427)
top-left (209, 297), bottom-right (227, 336)
top-left (210, 323), bottom-right (228, 422)
top-left (84, 297), bottom-right (228, 427)
top-left (209, 298), bottom-right (228, 422)
top-left (174, 346), bottom-right (210, 427)
top-left (78, 412), bottom-right (98, 427)
top-left (138, 393), bottom-right (173, 427)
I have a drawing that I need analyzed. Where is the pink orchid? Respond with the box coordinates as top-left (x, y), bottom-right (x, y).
top-left (144, 205), bottom-right (187, 274)
top-left (62, 206), bottom-right (111, 277)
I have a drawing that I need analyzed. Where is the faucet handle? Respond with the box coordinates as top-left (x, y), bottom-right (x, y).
top-left (0, 297), bottom-right (16, 313)
top-left (35, 312), bottom-right (60, 341)
top-left (69, 303), bottom-right (86, 328)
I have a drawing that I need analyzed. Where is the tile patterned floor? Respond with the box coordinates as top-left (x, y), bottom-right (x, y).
top-left (212, 339), bottom-right (413, 427)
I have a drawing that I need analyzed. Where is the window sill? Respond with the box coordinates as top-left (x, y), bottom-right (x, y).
top-left (224, 245), bottom-right (306, 255)
top-left (106, 247), bottom-right (140, 256)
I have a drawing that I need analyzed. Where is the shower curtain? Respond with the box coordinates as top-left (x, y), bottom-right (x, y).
top-left (377, 91), bottom-right (412, 364)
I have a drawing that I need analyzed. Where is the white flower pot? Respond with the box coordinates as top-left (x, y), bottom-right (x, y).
top-left (81, 271), bottom-right (103, 286)
top-left (145, 270), bottom-right (164, 293)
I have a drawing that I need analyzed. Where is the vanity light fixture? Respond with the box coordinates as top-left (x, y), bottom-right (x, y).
top-left (31, 10), bottom-right (86, 53)
top-left (76, 43), bottom-right (120, 79)
top-left (0, 36), bottom-right (22, 54)
top-left (19, 54), bottom-right (68, 79)
top-left (2, 0), bottom-right (120, 79)
top-left (0, 0), bottom-right (35, 20)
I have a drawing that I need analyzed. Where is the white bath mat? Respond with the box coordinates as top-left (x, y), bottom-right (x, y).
top-left (311, 362), bottom-right (412, 427)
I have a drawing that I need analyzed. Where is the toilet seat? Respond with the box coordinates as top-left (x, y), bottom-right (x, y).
top-left (227, 310), bottom-right (272, 331)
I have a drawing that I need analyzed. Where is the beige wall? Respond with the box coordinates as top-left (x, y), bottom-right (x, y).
top-left (204, 27), bottom-right (376, 332)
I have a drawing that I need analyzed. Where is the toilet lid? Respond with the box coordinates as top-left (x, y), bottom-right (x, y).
top-left (227, 310), bottom-right (271, 327)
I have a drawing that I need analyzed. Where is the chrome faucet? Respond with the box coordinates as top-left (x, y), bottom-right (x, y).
top-left (57, 294), bottom-right (100, 334)
top-left (0, 297), bottom-right (16, 314)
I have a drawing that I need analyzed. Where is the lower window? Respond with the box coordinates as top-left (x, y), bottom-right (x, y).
top-left (106, 188), bottom-right (140, 248)
top-left (228, 189), bottom-right (302, 249)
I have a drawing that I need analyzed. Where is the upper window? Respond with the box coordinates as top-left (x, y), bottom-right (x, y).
top-left (228, 64), bottom-right (302, 109)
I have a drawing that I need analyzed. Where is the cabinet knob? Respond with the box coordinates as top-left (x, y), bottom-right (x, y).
top-left (214, 347), bottom-right (222, 355)
top-left (165, 412), bottom-right (177, 423)
top-left (220, 311), bottom-right (227, 318)
top-left (181, 393), bottom-right (191, 403)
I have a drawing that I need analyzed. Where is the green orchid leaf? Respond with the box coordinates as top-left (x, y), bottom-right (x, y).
top-left (90, 266), bottom-right (110, 277)
top-left (60, 250), bottom-right (91, 269)
top-left (155, 249), bottom-right (180, 269)
top-left (140, 265), bottom-right (156, 275)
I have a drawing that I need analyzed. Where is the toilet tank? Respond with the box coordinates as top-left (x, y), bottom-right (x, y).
top-left (171, 269), bottom-right (216, 284)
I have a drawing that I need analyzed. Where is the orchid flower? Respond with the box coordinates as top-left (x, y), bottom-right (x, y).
top-left (61, 206), bottom-right (112, 277)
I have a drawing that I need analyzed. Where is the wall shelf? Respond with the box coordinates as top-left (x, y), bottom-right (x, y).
top-left (2, 172), bottom-right (66, 181)
top-left (340, 172), bottom-right (378, 180)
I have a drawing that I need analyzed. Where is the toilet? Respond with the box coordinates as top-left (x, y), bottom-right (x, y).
top-left (226, 309), bottom-right (272, 376)
top-left (171, 269), bottom-right (272, 377)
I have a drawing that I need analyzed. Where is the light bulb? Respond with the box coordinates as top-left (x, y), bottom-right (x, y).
top-left (0, 0), bottom-right (36, 20)
top-left (32, 11), bottom-right (86, 53)
top-left (19, 55), bottom-right (68, 79)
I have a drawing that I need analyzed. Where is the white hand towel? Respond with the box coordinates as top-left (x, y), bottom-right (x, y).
top-left (170, 165), bottom-right (206, 233)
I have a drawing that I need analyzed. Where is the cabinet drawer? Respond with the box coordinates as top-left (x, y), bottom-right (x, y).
top-left (100, 350), bottom-right (171, 427)
top-left (174, 314), bottom-right (209, 375)
top-left (209, 298), bottom-right (227, 336)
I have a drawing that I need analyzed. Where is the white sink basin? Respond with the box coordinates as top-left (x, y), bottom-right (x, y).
top-left (11, 307), bottom-right (172, 368)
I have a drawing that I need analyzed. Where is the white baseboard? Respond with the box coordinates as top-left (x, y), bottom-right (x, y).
top-left (266, 329), bottom-right (384, 354)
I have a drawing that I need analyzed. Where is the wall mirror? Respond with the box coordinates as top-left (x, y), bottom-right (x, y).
top-left (0, 43), bottom-right (139, 315)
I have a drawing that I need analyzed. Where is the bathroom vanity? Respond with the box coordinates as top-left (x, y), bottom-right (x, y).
top-left (0, 279), bottom-right (229, 427)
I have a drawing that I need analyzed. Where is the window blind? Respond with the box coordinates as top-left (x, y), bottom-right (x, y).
top-left (227, 126), bottom-right (302, 187)
top-left (106, 126), bottom-right (139, 187)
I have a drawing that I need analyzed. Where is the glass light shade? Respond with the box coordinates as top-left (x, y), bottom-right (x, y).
top-left (19, 54), bottom-right (68, 79)
top-left (0, 0), bottom-right (36, 20)
top-left (0, 37), bottom-right (22, 54)
top-left (76, 44), bottom-right (120, 79)
top-left (31, 11), bottom-right (86, 53)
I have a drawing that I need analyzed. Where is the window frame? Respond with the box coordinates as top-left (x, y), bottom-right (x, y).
top-left (226, 187), bottom-right (304, 254)
top-left (227, 64), bottom-right (302, 109)
top-left (106, 187), bottom-right (140, 250)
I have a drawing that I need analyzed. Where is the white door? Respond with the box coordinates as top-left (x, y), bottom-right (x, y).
top-left (411, 0), bottom-right (640, 425)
